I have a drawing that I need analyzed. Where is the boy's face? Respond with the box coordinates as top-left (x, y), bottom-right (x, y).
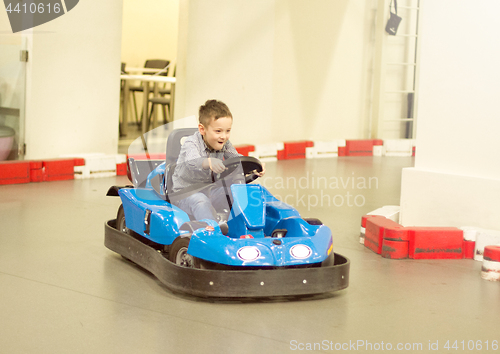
top-left (199, 116), bottom-right (233, 151)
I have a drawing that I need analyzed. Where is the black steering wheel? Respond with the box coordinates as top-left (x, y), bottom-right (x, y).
top-left (218, 156), bottom-right (263, 184)
top-left (165, 156), bottom-right (263, 202)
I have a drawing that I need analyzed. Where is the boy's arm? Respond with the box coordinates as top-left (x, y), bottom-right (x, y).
top-left (178, 140), bottom-right (210, 175)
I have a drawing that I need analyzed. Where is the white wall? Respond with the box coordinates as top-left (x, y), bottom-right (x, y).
top-left (121, 0), bottom-right (179, 69)
top-left (400, 0), bottom-right (500, 229)
top-left (175, 0), bottom-right (377, 145)
top-left (23, 0), bottom-right (123, 159)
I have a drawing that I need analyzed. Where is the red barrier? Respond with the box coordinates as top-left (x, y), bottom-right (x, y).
top-left (365, 216), bottom-right (402, 254)
top-left (484, 245), bottom-right (500, 262)
top-left (345, 140), bottom-right (374, 156)
top-left (235, 145), bottom-right (255, 157)
top-left (361, 214), bottom-right (378, 228)
top-left (408, 227), bottom-right (463, 259)
top-left (463, 240), bottom-right (476, 259)
top-left (361, 213), bottom-right (470, 261)
top-left (277, 141), bottom-right (314, 160)
top-left (43, 159), bottom-right (75, 181)
top-left (116, 163), bottom-right (128, 176)
top-left (0, 161), bottom-right (30, 185)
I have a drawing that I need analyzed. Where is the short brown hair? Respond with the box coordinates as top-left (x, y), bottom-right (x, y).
top-left (199, 100), bottom-right (232, 127)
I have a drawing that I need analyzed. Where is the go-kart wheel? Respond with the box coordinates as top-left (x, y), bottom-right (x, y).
top-left (304, 218), bottom-right (323, 225)
top-left (116, 204), bottom-right (129, 234)
top-left (169, 237), bottom-right (199, 268)
top-left (117, 204), bottom-right (139, 264)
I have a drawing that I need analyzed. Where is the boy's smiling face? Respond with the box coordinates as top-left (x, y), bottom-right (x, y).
top-left (199, 116), bottom-right (233, 151)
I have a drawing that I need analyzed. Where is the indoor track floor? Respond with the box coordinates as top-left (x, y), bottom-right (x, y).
top-left (1, 156), bottom-right (499, 353)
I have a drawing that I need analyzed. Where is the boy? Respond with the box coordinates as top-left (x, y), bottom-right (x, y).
top-left (171, 100), bottom-right (265, 221)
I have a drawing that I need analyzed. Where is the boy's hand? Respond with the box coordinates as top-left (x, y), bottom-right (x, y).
top-left (253, 162), bottom-right (266, 177)
top-left (208, 158), bottom-right (227, 173)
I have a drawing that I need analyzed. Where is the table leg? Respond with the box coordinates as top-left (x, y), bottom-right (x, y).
top-left (142, 81), bottom-right (150, 134)
top-left (152, 82), bottom-right (159, 129)
top-left (121, 80), bottom-right (130, 136)
top-left (170, 82), bottom-right (175, 122)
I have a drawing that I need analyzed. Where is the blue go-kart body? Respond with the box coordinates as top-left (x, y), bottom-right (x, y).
top-left (105, 128), bottom-right (349, 298)
top-left (116, 161), bottom-right (333, 268)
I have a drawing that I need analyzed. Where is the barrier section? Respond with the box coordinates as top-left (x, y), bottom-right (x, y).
top-left (116, 163), bottom-right (128, 176)
top-left (474, 229), bottom-right (500, 261)
top-left (0, 161), bottom-right (30, 185)
top-left (235, 144), bottom-right (255, 157)
top-left (248, 143), bottom-right (284, 162)
top-left (481, 246), bottom-right (500, 281)
top-left (43, 159), bottom-right (76, 181)
top-left (365, 216), bottom-right (402, 254)
top-left (29, 161), bottom-right (44, 182)
top-left (408, 227), bottom-right (464, 259)
top-left (463, 240), bottom-right (476, 259)
top-left (277, 141), bottom-right (314, 160)
top-left (345, 140), bottom-right (374, 156)
top-left (384, 139), bottom-right (414, 157)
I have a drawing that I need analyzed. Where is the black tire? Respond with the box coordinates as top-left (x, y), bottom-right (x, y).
top-left (169, 237), bottom-right (199, 268)
top-left (304, 218), bottom-right (323, 225)
top-left (116, 204), bottom-right (129, 234)
top-left (117, 204), bottom-right (138, 264)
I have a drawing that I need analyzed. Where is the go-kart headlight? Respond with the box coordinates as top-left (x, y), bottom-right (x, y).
top-left (237, 246), bottom-right (261, 261)
top-left (290, 244), bottom-right (312, 259)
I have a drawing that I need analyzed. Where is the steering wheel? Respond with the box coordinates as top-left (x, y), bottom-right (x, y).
top-left (165, 156), bottom-right (263, 202)
top-left (218, 156), bottom-right (263, 184)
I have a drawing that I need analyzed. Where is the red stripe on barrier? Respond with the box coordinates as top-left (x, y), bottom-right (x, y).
top-left (381, 239), bottom-right (409, 259)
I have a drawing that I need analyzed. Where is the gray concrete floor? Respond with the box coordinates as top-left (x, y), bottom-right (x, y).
top-left (1, 156), bottom-right (499, 354)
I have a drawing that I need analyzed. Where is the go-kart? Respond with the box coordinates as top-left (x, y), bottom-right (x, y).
top-left (105, 128), bottom-right (349, 298)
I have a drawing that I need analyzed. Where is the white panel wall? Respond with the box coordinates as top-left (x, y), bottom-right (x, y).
top-left (24, 0), bottom-right (123, 159)
top-left (121, 0), bottom-right (179, 69)
top-left (175, 0), bottom-right (276, 143)
top-left (400, 0), bottom-right (500, 229)
top-left (175, 0), bottom-right (376, 145)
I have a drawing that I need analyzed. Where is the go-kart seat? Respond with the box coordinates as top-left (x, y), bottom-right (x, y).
top-left (164, 127), bottom-right (198, 199)
top-left (165, 127), bottom-right (198, 165)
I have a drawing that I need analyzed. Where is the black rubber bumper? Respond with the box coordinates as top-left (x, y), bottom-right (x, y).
top-left (104, 220), bottom-right (350, 298)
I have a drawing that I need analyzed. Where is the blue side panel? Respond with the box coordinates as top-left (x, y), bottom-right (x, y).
top-left (118, 188), bottom-right (190, 245)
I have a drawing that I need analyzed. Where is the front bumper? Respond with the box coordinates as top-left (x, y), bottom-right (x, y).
top-left (104, 220), bottom-right (350, 298)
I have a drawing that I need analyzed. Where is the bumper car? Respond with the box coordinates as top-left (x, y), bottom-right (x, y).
top-left (105, 128), bottom-right (349, 298)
